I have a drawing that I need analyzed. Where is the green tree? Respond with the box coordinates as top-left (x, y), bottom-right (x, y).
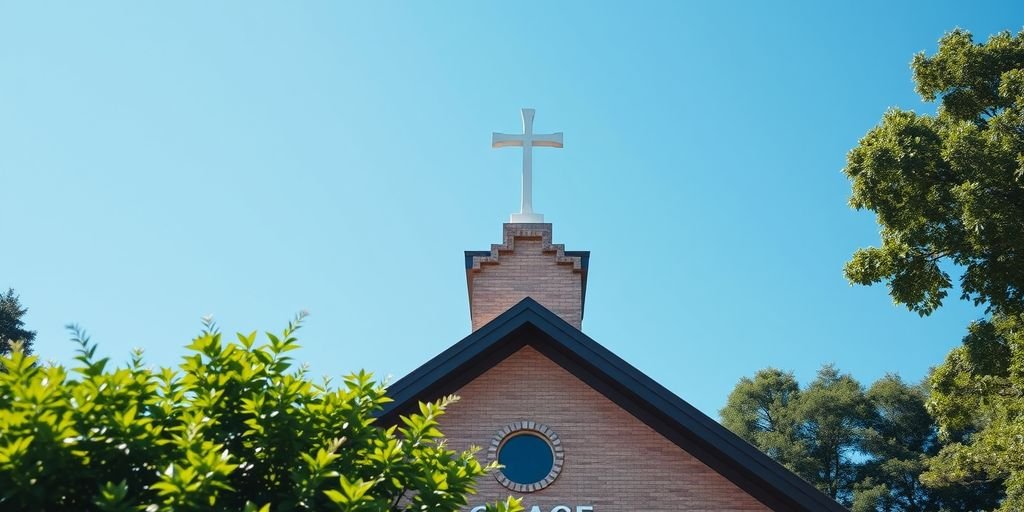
top-left (853, 375), bottom-right (1000, 512)
top-left (922, 312), bottom-right (1022, 508)
top-left (0, 288), bottom-right (35, 356)
top-left (720, 368), bottom-right (807, 472)
top-left (722, 365), bottom-right (871, 506)
top-left (842, 27), bottom-right (1024, 510)
top-left (854, 376), bottom-right (934, 512)
top-left (724, 368), bottom-right (1003, 507)
top-left (0, 315), bottom-right (522, 512)
top-left (843, 29), bottom-right (1024, 318)
top-left (795, 366), bottom-right (872, 504)
top-left (725, 369), bottom-right (1001, 511)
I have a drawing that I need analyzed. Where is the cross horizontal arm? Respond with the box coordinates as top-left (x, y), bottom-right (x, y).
top-left (492, 133), bottom-right (524, 148)
top-left (491, 132), bottom-right (564, 148)
top-left (532, 132), bottom-right (564, 148)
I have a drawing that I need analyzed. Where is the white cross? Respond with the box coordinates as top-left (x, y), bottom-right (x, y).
top-left (492, 108), bottom-right (563, 223)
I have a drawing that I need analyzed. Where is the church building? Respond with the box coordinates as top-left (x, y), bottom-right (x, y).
top-left (379, 109), bottom-right (845, 512)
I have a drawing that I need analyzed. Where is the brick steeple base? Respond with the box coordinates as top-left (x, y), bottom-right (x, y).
top-left (465, 223), bottom-right (589, 331)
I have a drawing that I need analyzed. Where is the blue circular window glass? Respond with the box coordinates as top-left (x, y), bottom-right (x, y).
top-left (497, 433), bottom-right (554, 485)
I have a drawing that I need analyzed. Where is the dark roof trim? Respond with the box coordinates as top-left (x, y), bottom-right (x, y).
top-left (381, 298), bottom-right (846, 512)
top-left (462, 251), bottom-right (591, 272)
top-left (563, 250), bottom-right (589, 316)
top-left (463, 250), bottom-right (492, 270)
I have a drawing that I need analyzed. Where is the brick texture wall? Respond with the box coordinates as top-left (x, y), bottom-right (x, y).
top-left (467, 224), bottom-right (585, 331)
top-left (438, 345), bottom-right (772, 512)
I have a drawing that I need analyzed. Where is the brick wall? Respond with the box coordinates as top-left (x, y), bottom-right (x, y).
top-left (438, 345), bottom-right (772, 512)
top-left (467, 224), bottom-right (585, 331)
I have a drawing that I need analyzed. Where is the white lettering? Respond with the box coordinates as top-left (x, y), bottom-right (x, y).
top-left (551, 507), bottom-right (571, 512)
top-left (577, 507), bottom-right (594, 512)
top-left (470, 508), bottom-right (486, 512)
top-left (529, 507), bottom-right (542, 512)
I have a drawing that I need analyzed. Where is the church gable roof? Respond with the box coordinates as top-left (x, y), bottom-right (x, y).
top-left (380, 297), bottom-right (846, 512)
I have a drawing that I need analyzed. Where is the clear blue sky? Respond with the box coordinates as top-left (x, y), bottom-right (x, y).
top-left (2, 1), bottom-right (1021, 417)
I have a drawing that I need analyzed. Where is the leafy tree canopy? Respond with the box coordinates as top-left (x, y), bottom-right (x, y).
top-left (722, 366), bottom-right (871, 506)
top-left (843, 29), bottom-right (1024, 317)
top-left (923, 311), bottom-right (1023, 509)
top-left (855, 375), bottom-right (1001, 512)
top-left (0, 288), bottom-right (36, 356)
top-left (722, 367), bottom-right (1001, 511)
top-left (0, 315), bottom-right (521, 512)
top-left (842, 27), bottom-right (1024, 511)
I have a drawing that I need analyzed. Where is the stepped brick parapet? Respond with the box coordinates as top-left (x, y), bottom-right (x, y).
top-left (465, 223), bottom-right (589, 331)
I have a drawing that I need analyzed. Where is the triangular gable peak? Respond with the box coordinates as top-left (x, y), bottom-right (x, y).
top-left (381, 298), bottom-right (846, 512)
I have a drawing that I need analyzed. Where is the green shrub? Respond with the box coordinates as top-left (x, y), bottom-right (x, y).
top-left (0, 314), bottom-right (521, 512)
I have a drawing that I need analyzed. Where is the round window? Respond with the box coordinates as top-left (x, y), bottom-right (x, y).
top-left (498, 433), bottom-right (553, 484)
top-left (488, 422), bottom-right (564, 492)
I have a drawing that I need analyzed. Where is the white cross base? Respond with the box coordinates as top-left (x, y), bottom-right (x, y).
top-left (509, 212), bottom-right (545, 223)
top-left (492, 108), bottom-right (563, 224)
